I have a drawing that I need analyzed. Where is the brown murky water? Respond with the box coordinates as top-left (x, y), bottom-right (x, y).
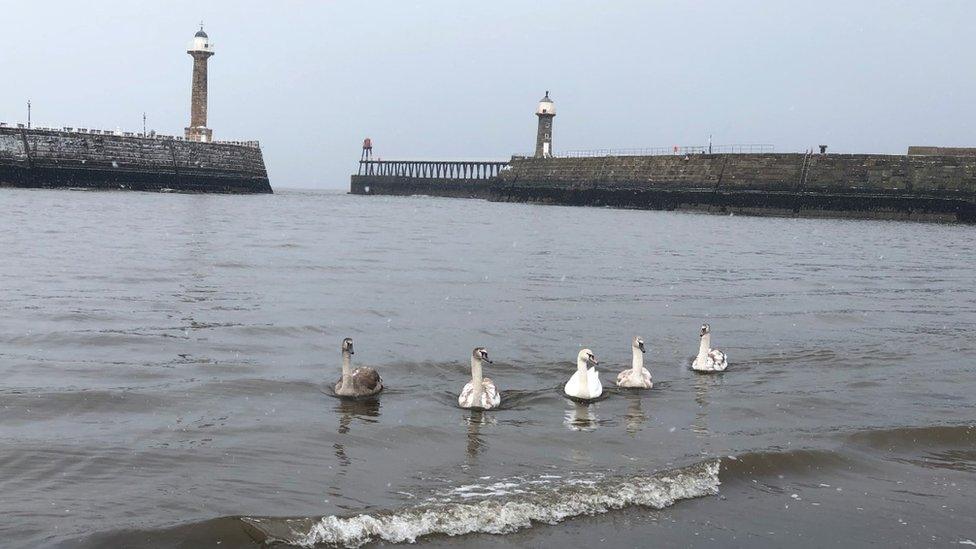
top-left (1, 188), bottom-right (974, 548)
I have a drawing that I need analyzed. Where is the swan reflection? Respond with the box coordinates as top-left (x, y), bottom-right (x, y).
top-left (692, 374), bottom-right (712, 437)
top-left (332, 397), bottom-right (381, 470)
top-left (464, 410), bottom-right (495, 460)
top-left (335, 397), bottom-right (381, 435)
top-left (564, 402), bottom-right (600, 432)
top-left (623, 394), bottom-right (648, 435)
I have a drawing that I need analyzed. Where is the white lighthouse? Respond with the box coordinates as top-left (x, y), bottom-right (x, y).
top-left (535, 91), bottom-right (555, 158)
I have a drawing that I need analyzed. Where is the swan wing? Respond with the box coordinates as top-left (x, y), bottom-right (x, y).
top-left (641, 367), bottom-right (653, 387)
top-left (618, 368), bottom-right (653, 388)
top-left (351, 367), bottom-right (383, 393)
top-left (587, 368), bottom-right (603, 398)
top-left (693, 350), bottom-right (728, 372)
top-left (564, 370), bottom-right (583, 397)
top-left (616, 369), bottom-right (629, 386)
top-left (482, 377), bottom-right (501, 409)
top-left (458, 382), bottom-right (476, 408)
top-left (708, 350), bottom-right (728, 371)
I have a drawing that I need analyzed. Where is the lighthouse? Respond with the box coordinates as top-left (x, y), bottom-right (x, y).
top-left (185, 25), bottom-right (215, 143)
top-left (535, 91), bottom-right (555, 158)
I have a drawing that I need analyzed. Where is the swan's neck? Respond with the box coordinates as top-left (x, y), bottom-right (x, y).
top-left (341, 351), bottom-right (352, 384)
top-left (576, 358), bottom-right (590, 391)
top-left (470, 356), bottom-right (484, 385)
top-left (698, 334), bottom-right (710, 358)
top-left (632, 347), bottom-right (644, 372)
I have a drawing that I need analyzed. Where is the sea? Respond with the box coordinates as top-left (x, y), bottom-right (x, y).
top-left (0, 188), bottom-right (974, 548)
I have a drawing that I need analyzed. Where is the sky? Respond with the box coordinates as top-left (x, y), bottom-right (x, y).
top-left (1, 0), bottom-right (973, 189)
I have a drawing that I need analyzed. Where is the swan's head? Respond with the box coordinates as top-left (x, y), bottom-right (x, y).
top-left (341, 337), bottom-right (354, 355)
top-left (699, 324), bottom-right (711, 337)
top-left (578, 348), bottom-right (598, 366)
top-left (472, 347), bottom-right (493, 364)
top-left (633, 336), bottom-right (645, 353)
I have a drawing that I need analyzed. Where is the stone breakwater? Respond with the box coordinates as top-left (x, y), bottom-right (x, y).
top-left (351, 153), bottom-right (976, 222)
top-left (0, 126), bottom-right (272, 194)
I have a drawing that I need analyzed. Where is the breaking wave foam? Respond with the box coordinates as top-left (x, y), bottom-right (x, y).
top-left (241, 460), bottom-right (720, 548)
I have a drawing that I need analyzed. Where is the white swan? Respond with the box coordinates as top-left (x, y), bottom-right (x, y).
top-left (564, 348), bottom-right (603, 400)
top-left (616, 336), bottom-right (652, 388)
top-left (334, 338), bottom-right (384, 397)
top-left (692, 324), bottom-right (728, 372)
top-left (458, 347), bottom-right (501, 410)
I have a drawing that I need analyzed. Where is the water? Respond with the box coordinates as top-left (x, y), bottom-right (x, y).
top-left (1, 188), bottom-right (974, 548)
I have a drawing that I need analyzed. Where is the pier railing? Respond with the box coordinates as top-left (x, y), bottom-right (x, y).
top-left (0, 121), bottom-right (260, 149)
top-left (358, 160), bottom-right (509, 179)
top-left (559, 144), bottom-right (775, 157)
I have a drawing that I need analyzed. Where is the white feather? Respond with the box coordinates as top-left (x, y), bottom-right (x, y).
top-left (564, 366), bottom-right (603, 400)
top-left (458, 378), bottom-right (501, 410)
top-left (616, 367), bottom-right (653, 388)
top-left (693, 348), bottom-right (729, 372)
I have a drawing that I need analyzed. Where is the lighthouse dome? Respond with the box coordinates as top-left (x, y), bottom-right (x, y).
top-left (536, 91), bottom-right (555, 116)
top-left (188, 26), bottom-right (214, 53)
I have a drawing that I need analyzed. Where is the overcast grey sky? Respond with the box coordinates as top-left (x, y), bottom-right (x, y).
top-left (1, 1), bottom-right (972, 188)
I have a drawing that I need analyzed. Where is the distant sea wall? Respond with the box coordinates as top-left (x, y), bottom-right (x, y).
top-left (0, 127), bottom-right (272, 194)
top-left (908, 146), bottom-right (976, 157)
top-left (351, 153), bottom-right (976, 223)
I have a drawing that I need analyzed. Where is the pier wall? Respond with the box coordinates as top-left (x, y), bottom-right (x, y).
top-left (351, 154), bottom-right (976, 222)
top-left (350, 176), bottom-right (492, 199)
top-left (0, 127), bottom-right (272, 194)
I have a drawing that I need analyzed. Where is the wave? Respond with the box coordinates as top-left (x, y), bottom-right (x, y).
top-left (719, 448), bottom-right (856, 481)
top-left (240, 460), bottom-right (720, 548)
top-left (68, 429), bottom-right (976, 548)
top-left (717, 424), bottom-right (976, 483)
top-left (844, 424), bottom-right (976, 451)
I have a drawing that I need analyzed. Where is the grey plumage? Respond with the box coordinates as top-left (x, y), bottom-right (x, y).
top-left (334, 337), bottom-right (384, 397)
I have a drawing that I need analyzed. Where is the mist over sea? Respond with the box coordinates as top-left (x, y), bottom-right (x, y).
top-left (1, 188), bottom-right (974, 548)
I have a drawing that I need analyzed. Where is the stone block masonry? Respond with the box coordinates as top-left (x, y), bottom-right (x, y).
top-left (189, 52), bottom-right (211, 130)
top-left (0, 127), bottom-right (272, 194)
top-left (351, 153), bottom-right (976, 223)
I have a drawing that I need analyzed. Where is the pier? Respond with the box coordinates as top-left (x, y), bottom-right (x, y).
top-left (351, 152), bottom-right (976, 223)
top-left (358, 160), bottom-right (508, 179)
top-left (350, 92), bottom-right (976, 223)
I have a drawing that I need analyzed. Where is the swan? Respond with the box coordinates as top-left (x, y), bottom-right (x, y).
top-left (458, 347), bottom-right (501, 410)
top-left (334, 337), bottom-right (383, 397)
top-left (616, 336), bottom-right (653, 388)
top-left (564, 349), bottom-right (603, 400)
top-left (692, 324), bottom-right (728, 372)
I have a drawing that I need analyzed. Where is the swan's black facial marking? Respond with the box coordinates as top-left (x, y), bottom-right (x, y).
top-left (700, 324), bottom-right (710, 337)
top-left (342, 337), bottom-right (354, 354)
top-left (473, 347), bottom-right (492, 364)
top-left (636, 338), bottom-right (646, 353)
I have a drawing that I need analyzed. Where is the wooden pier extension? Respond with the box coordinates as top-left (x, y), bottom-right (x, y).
top-left (357, 160), bottom-right (508, 179)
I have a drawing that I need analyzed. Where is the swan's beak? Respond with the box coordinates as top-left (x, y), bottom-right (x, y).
top-left (638, 342), bottom-right (645, 353)
top-left (588, 354), bottom-right (599, 365)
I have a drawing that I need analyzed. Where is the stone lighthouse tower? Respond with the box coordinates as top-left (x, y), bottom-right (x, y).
top-left (535, 91), bottom-right (555, 158)
top-left (185, 25), bottom-right (215, 143)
